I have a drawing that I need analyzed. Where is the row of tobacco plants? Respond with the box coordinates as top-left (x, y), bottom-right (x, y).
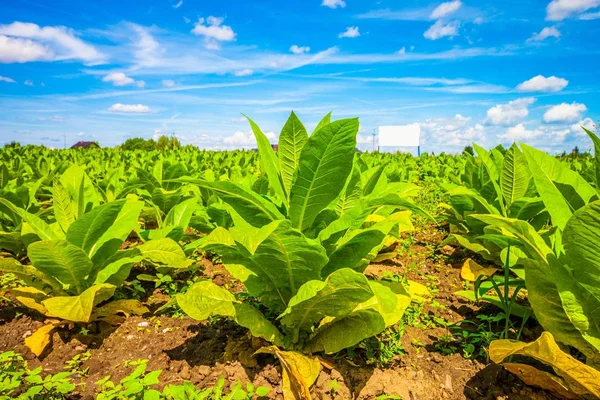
top-left (1, 111), bottom-right (600, 399)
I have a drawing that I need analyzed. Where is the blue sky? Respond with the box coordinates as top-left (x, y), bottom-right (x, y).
top-left (0, 0), bottom-right (599, 153)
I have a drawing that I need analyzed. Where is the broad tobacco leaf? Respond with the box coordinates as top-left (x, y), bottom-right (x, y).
top-left (490, 332), bottom-right (600, 398)
top-left (28, 240), bottom-right (93, 295)
top-left (279, 268), bottom-right (374, 331)
top-left (41, 284), bottom-right (116, 323)
top-left (202, 220), bottom-right (328, 313)
top-left (521, 143), bottom-right (597, 230)
top-left (289, 118), bottom-right (358, 232)
top-left (177, 280), bottom-right (284, 346)
top-left (254, 346), bottom-right (320, 400)
top-left (66, 198), bottom-right (143, 268)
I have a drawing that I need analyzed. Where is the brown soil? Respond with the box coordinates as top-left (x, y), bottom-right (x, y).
top-left (0, 226), bottom-right (558, 400)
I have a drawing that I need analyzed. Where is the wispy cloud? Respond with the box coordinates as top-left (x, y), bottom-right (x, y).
top-left (338, 27), bottom-right (360, 38)
top-left (0, 21), bottom-right (105, 64)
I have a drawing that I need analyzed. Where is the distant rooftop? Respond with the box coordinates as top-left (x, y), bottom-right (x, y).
top-left (71, 141), bottom-right (99, 149)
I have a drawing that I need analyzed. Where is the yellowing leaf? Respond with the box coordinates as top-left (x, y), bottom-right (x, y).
top-left (461, 258), bottom-right (498, 281)
top-left (406, 280), bottom-right (431, 302)
top-left (490, 332), bottom-right (600, 398)
top-left (11, 287), bottom-right (48, 315)
top-left (255, 346), bottom-right (320, 400)
top-left (372, 251), bottom-right (396, 263)
top-left (91, 299), bottom-right (149, 321)
top-left (503, 363), bottom-right (578, 400)
top-left (25, 324), bottom-right (58, 357)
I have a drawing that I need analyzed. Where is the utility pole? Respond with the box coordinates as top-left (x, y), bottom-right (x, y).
top-left (372, 129), bottom-right (377, 152)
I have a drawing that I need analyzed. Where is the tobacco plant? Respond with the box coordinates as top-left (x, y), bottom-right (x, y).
top-left (176, 113), bottom-right (428, 399)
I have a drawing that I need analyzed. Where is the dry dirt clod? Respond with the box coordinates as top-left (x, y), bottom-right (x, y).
top-left (179, 365), bottom-right (191, 380)
top-left (444, 374), bottom-right (453, 391)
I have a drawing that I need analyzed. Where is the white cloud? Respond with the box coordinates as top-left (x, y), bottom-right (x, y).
top-left (102, 72), bottom-right (145, 88)
top-left (107, 103), bottom-right (151, 113)
top-left (424, 20), bottom-right (460, 40)
top-left (338, 26), bottom-right (360, 38)
top-left (162, 79), bottom-right (176, 87)
top-left (24, 80), bottom-right (33, 86)
top-left (234, 69), bottom-right (253, 76)
top-left (290, 45), bottom-right (310, 54)
top-left (397, 47), bottom-right (406, 55)
top-left (544, 102), bottom-right (587, 123)
top-left (517, 75), bottom-right (568, 92)
top-left (102, 72), bottom-right (134, 86)
top-left (191, 16), bottom-right (236, 50)
top-left (580, 10), bottom-right (600, 19)
top-left (0, 75), bottom-right (16, 83)
top-left (77, 132), bottom-right (85, 137)
top-left (322, 0), bottom-right (346, 9)
top-left (473, 17), bottom-right (485, 24)
top-left (571, 118), bottom-right (596, 136)
top-left (223, 130), bottom-right (277, 146)
top-left (183, 16), bottom-right (191, 23)
top-left (420, 115), bottom-right (485, 148)
top-left (0, 22), bottom-right (104, 64)
top-left (500, 124), bottom-right (541, 141)
top-left (484, 98), bottom-right (536, 126)
top-left (430, 0), bottom-right (462, 19)
top-left (0, 35), bottom-right (52, 63)
top-left (527, 26), bottom-right (561, 42)
top-left (37, 115), bottom-right (64, 122)
top-left (546, 0), bottom-right (600, 21)
top-left (173, 0), bottom-right (183, 8)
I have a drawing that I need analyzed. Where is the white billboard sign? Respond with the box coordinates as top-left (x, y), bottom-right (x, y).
top-left (378, 124), bottom-right (421, 147)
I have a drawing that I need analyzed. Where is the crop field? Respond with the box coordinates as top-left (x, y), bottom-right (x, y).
top-left (0, 112), bottom-right (599, 400)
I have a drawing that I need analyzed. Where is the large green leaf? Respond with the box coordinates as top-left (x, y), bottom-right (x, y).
top-left (278, 112), bottom-right (308, 197)
top-left (204, 221), bottom-right (328, 313)
top-left (336, 163), bottom-right (362, 216)
top-left (363, 192), bottom-right (435, 222)
top-left (42, 283), bottom-right (116, 323)
top-left (66, 199), bottom-right (143, 267)
top-left (0, 198), bottom-right (61, 242)
top-left (474, 143), bottom-right (505, 213)
top-left (59, 164), bottom-right (98, 218)
top-left (93, 250), bottom-right (143, 287)
top-left (279, 268), bottom-right (374, 331)
top-left (500, 144), bottom-right (530, 207)
top-left (308, 309), bottom-right (386, 354)
top-left (176, 179), bottom-right (284, 227)
top-left (177, 280), bottom-right (284, 346)
top-left (473, 215), bottom-right (599, 360)
top-left (289, 118), bottom-right (359, 232)
top-left (583, 128), bottom-right (600, 194)
top-left (136, 238), bottom-right (192, 269)
top-left (521, 143), bottom-right (597, 230)
top-left (313, 112), bottom-right (331, 134)
top-left (246, 116), bottom-right (288, 206)
top-left (53, 181), bottom-right (77, 234)
top-left (563, 201), bottom-right (600, 299)
top-left (28, 240), bottom-right (93, 295)
top-left (321, 212), bottom-right (412, 277)
top-left (561, 201), bottom-right (600, 353)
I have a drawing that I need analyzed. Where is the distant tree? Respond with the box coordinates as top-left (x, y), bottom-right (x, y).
top-left (156, 135), bottom-right (181, 150)
top-left (571, 146), bottom-right (580, 158)
top-left (463, 145), bottom-right (474, 156)
top-left (120, 135), bottom-right (181, 151)
top-left (3, 141), bottom-right (21, 148)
